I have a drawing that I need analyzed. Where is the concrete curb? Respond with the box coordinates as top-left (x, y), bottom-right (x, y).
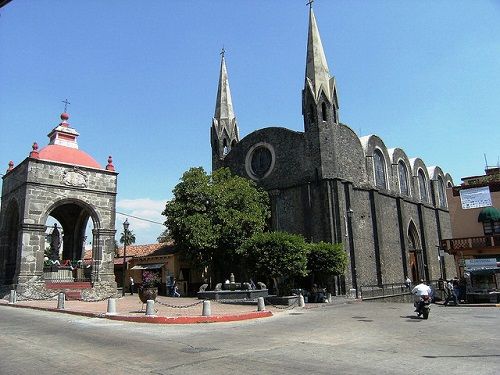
top-left (1, 302), bottom-right (274, 323)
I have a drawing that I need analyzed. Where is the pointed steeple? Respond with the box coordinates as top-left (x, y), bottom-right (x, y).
top-left (211, 49), bottom-right (239, 167)
top-left (303, 4), bottom-right (339, 129)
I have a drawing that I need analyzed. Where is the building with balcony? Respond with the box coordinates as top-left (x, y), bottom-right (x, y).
top-left (441, 167), bottom-right (500, 302)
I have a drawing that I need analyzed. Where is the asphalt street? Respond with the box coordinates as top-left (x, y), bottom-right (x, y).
top-left (0, 301), bottom-right (498, 374)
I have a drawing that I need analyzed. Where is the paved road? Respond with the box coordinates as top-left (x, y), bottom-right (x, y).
top-left (0, 302), bottom-right (498, 374)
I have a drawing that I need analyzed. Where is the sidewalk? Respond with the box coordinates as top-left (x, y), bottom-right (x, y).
top-left (0, 294), bottom-right (282, 324)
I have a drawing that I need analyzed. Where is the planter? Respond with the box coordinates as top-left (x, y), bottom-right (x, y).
top-left (138, 287), bottom-right (158, 303)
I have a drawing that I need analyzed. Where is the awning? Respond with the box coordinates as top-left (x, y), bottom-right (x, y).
top-left (130, 263), bottom-right (164, 270)
top-left (477, 207), bottom-right (500, 222)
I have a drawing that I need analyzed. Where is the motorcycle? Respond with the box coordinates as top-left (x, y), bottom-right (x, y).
top-left (414, 295), bottom-right (431, 319)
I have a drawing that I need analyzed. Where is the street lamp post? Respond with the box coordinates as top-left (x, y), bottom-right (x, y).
top-left (122, 218), bottom-right (130, 297)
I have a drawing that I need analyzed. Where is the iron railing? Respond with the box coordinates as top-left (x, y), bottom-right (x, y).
top-left (360, 280), bottom-right (443, 300)
top-left (43, 259), bottom-right (96, 283)
top-left (441, 235), bottom-right (500, 252)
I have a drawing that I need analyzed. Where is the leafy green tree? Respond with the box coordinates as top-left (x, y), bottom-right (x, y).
top-left (163, 167), bottom-right (270, 281)
top-left (307, 242), bottom-right (347, 287)
top-left (157, 229), bottom-right (172, 243)
top-left (119, 229), bottom-right (136, 247)
top-left (237, 231), bottom-right (309, 296)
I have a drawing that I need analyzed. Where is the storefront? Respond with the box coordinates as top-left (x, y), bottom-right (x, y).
top-left (463, 258), bottom-right (500, 303)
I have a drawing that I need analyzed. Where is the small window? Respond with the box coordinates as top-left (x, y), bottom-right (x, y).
top-left (332, 105), bottom-right (337, 123)
top-left (374, 150), bottom-right (386, 189)
top-left (398, 161), bottom-right (409, 196)
top-left (483, 221), bottom-right (500, 235)
top-left (223, 139), bottom-right (228, 156)
top-left (321, 102), bottom-right (327, 121)
top-left (418, 169), bottom-right (428, 202)
top-left (438, 176), bottom-right (447, 207)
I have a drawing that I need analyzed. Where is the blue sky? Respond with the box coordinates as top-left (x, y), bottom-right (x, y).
top-left (1, 0), bottom-right (499, 244)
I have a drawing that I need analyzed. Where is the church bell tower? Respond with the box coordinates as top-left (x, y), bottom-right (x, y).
top-left (211, 49), bottom-right (239, 170)
top-left (302, 3), bottom-right (339, 132)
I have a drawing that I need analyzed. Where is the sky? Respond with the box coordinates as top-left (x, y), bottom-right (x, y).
top-left (1, 0), bottom-right (499, 245)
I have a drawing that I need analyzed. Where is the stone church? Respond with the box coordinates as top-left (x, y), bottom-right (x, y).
top-left (0, 113), bottom-right (117, 299)
top-left (211, 6), bottom-right (457, 294)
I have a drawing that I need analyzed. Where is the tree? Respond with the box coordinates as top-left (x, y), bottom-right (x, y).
top-left (157, 229), bottom-right (172, 243)
top-left (119, 229), bottom-right (136, 247)
top-left (307, 242), bottom-right (347, 288)
top-left (162, 167), bottom-right (270, 281)
top-left (237, 231), bottom-right (309, 296)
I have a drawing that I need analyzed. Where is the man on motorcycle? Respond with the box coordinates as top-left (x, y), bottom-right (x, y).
top-left (411, 280), bottom-right (432, 317)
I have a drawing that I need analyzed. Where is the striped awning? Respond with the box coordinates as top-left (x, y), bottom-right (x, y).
top-left (130, 263), bottom-right (164, 270)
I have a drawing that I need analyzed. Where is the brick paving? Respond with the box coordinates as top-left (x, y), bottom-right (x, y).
top-left (0, 294), bottom-right (295, 323)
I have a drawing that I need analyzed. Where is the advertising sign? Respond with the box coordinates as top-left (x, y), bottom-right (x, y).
top-left (464, 258), bottom-right (497, 270)
top-left (459, 186), bottom-right (492, 209)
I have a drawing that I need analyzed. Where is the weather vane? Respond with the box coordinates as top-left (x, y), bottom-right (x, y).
top-left (220, 46), bottom-right (225, 58)
top-left (62, 98), bottom-right (71, 113)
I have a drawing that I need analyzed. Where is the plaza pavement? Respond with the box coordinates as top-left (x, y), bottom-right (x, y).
top-left (1, 294), bottom-right (496, 325)
top-left (0, 294), bottom-right (337, 324)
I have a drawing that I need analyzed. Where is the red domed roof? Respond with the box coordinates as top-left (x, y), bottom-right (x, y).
top-left (38, 144), bottom-right (102, 169)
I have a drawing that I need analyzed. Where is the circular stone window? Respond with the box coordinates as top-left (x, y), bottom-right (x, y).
top-left (245, 142), bottom-right (275, 180)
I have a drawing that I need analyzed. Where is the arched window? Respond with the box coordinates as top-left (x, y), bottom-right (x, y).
top-left (373, 150), bottom-right (386, 189)
top-left (438, 176), bottom-right (447, 207)
top-left (223, 138), bottom-right (228, 156)
top-left (418, 169), bottom-right (428, 202)
top-left (321, 102), bottom-right (327, 121)
top-left (398, 161), bottom-right (409, 196)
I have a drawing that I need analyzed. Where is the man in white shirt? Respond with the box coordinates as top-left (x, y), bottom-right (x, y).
top-left (411, 280), bottom-right (432, 315)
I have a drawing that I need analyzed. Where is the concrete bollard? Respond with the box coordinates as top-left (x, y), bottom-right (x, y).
top-left (57, 292), bottom-right (65, 309)
top-left (257, 297), bottom-right (265, 311)
top-left (106, 298), bottom-right (117, 315)
top-left (326, 292), bottom-right (332, 303)
top-left (202, 300), bottom-right (211, 316)
top-left (299, 294), bottom-right (305, 308)
top-left (145, 300), bottom-right (155, 316)
top-left (8, 290), bottom-right (17, 304)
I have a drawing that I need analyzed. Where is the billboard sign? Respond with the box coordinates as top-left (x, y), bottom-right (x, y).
top-left (459, 186), bottom-right (492, 209)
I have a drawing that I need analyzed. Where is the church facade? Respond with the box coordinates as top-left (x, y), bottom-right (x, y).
top-left (211, 6), bottom-right (457, 294)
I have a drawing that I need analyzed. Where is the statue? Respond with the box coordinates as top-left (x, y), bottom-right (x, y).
top-left (199, 283), bottom-right (209, 292)
top-left (214, 283), bottom-right (222, 291)
top-left (257, 282), bottom-right (266, 290)
top-left (49, 223), bottom-right (61, 261)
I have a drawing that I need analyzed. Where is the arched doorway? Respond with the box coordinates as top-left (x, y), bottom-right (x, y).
top-left (408, 221), bottom-right (423, 282)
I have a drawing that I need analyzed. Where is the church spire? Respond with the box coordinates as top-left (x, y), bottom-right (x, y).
top-left (303, 3), bottom-right (339, 128)
top-left (211, 48), bottom-right (239, 167)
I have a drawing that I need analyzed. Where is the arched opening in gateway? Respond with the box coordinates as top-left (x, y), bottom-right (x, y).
top-left (43, 201), bottom-right (98, 282)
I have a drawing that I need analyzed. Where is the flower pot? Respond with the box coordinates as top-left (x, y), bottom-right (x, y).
top-left (138, 287), bottom-right (158, 304)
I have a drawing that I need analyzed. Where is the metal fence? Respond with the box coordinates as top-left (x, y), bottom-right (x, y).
top-left (43, 260), bottom-right (96, 283)
top-left (360, 280), bottom-right (443, 300)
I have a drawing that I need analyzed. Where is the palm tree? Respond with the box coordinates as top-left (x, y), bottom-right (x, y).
top-left (120, 229), bottom-right (136, 247)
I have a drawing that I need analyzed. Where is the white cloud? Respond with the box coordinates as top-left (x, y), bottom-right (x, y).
top-left (116, 198), bottom-right (168, 244)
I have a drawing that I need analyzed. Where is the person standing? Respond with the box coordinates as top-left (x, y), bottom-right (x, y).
top-left (404, 276), bottom-right (412, 289)
top-left (129, 276), bottom-right (135, 295)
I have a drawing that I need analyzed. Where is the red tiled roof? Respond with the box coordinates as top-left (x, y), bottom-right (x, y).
top-left (116, 241), bottom-right (176, 258)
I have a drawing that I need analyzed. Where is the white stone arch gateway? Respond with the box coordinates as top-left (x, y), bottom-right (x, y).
top-left (0, 113), bottom-right (118, 300)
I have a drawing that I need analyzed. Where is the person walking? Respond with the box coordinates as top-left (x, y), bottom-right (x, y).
top-left (129, 276), bottom-right (135, 295)
top-left (404, 276), bottom-right (412, 289)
